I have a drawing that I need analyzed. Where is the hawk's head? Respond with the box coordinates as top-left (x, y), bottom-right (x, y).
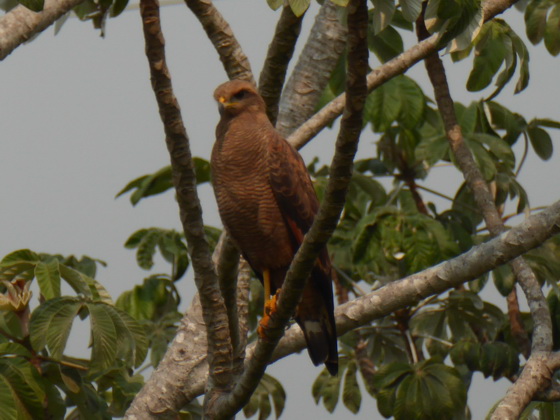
top-left (214, 80), bottom-right (265, 117)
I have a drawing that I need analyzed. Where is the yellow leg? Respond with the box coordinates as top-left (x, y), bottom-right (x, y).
top-left (263, 269), bottom-right (271, 318)
top-left (259, 269), bottom-right (281, 340)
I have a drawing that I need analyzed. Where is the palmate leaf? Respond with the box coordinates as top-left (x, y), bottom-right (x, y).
top-left (459, 19), bottom-right (530, 98)
top-left (243, 373), bottom-right (286, 420)
top-left (342, 360), bottom-right (362, 414)
top-left (312, 358), bottom-right (348, 413)
top-left (116, 158), bottom-right (211, 206)
top-left (29, 297), bottom-right (83, 359)
top-left (366, 75), bottom-right (425, 131)
top-left (479, 342), bottom-right (519, 380)
top-left (116, 275), bottom-right (180, 321)
top-left (125, 228), bottom-right (190, 279)
top-left (376, 359), bottom-right (467, 420)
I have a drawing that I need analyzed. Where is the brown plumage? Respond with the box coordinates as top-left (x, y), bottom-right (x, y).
top-left (211, 80), bottom-right (338, 375)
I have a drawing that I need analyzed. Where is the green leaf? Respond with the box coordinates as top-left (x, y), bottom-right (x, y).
top-left (366, 76), bottom-right (424, 131)
top-left (400, 0), bottom-right (422, 22)
top-left (389, 360), bottom-right (467, 420)
top-left (34, 259), bottom-right (61, 300)
top-left (371, 0), bottom-right (395, 34)
top-left (527, 125), bottom-right (553, 160)
top-left (116, 166), bottom-right (173, 206)
top-left (484, 101), bottom-right (527, 145)
top-left (525, 0), bottom-right (549, 44)
top-left (342, 360), bottom-right (361, 414)
top-left (480, 342), bottom-right (519, 380)
top-left (0, 343), bottom-right (32, 359)
top-left (243, 373), bottom-right (285, 420)
top-left (111, 0), bottom-right (129, 16)
top-left (17, 0), bottom-right (43, 11)
top-left (102, 304), bottom-right (148, 368)
top-left (463, 137), bottom-right (497, 180)
top-left (59, 264), bottom-right (113, 303)
top-left (416, 135), bottom-right (449, 167)
top-left (288, 0), bottom-right (309, 16)
top-left (368, 25), bottom-right (404, 63)
top-left (0, 358), bottom-right (46, 420)
top-left (86, 302), bottom-right (118, 373)
top-left (266, 0), bottom-right (284, 10)
top-left (545, 4), bottom-right (560, 56)
top-left (467, 35), bottom-right (507, 92)
top-left (0, 249), bottom-right (40, 282)
top-left (29, 297), bottom-right (82, 359)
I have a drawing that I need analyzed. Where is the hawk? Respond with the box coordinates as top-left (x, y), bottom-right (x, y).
top-left (211, 80), bottom-right (338, 375)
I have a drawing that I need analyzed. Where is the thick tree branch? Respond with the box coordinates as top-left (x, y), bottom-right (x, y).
top-left (269, 201), bottom-right (560, 362)
top-left (287, 0), bottom-right (517, 149)
top-left (125, 295), bottom-right (208, 418)
top-left (258, 5), bottom-right (304, 125)
top-left (0, 0), bottom-right (84, 60)
top-left (276, 0), bottom-right (347, 137)
top-left (206, 1), bottom-right (368, 417)
top-left (184, 0), bottom-right (254, 83)
top-left (182, 200), bottom-right (560, 401)
top-left (125, 0), bottom-right (232, 417)
top-left (415, 8), bottom-right (552, 418)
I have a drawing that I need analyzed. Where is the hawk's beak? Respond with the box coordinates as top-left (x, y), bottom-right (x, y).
top-left (217, 96), bottom-right (236, 114)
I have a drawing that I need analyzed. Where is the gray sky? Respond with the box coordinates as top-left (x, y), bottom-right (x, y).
top-left (1, 0), bottom-right (559, 418)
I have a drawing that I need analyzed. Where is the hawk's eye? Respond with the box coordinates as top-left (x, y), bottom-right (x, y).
top-left (231, 90), bottom-right (248, 101)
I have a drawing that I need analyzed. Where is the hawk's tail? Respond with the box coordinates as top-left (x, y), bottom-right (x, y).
top-left (296, 265), bottom-right (338, 376)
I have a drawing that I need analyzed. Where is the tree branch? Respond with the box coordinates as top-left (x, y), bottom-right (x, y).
top-left (124, 295), bottom-right (208, 418)
top-left (0, 0), bottom-right (85, 60)
top-left (258, 5), bottom-right (304, 125)
top-left (184, 0), bottom-right (254, 83)
top-left (276, 0), bottom-right (347, 137)
top-left (128, 199), bottom-right (560, 411)
top-left (269, 200), bottom-right (560, 362)
top-left (414, 8), bottom-right (552, 418)
top-left (206, 0), bottom-right (369, 417)
top-left (125, 0), bottom-right (233, 417)
top-left (287, 0), bottom-right (517, 149)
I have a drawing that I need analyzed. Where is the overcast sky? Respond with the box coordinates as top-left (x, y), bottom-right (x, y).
top-left (1, 1), bottom-right (559, 418)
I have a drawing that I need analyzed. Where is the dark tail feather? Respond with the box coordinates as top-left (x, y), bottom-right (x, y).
top-left (299, 316), bottom-right (338, 376)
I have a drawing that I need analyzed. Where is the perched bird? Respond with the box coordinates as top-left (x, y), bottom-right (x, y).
top-left (211, 80), bottom-right (338, 375)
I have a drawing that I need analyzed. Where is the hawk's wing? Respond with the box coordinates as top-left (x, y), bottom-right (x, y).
top-left (268, 132), bottom-right (319, 241)
top-left (268, 132), bottom-right (338, 375)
